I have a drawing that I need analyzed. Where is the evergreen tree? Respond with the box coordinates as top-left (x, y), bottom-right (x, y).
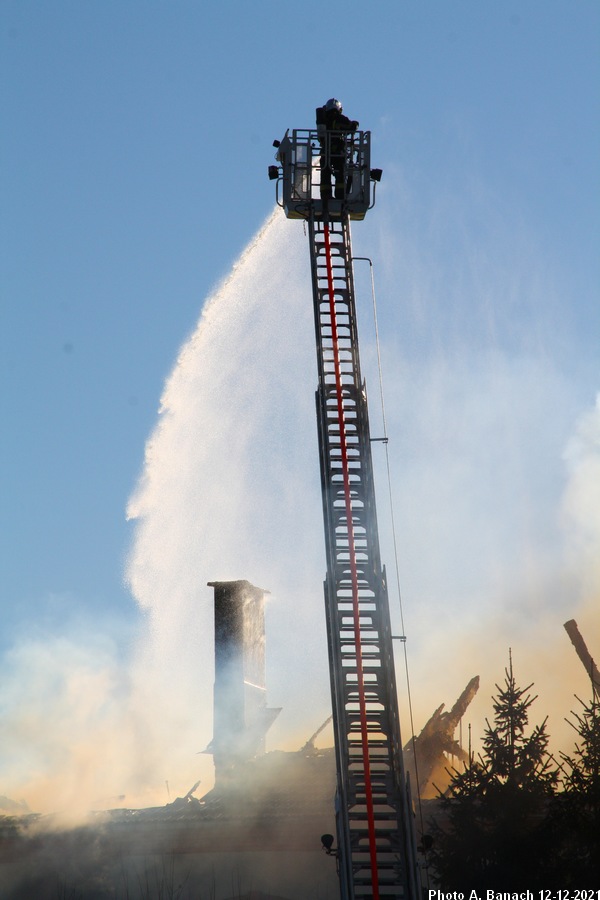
top-left (429, 652), bottom-right (558, 890)
top-left (546, 691), bottom-right (600, 883)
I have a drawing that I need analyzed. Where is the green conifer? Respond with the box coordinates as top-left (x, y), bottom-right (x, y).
top-left (547, 691), bottom-right (600, 882)
top-left (429, 652), bottom-right (558, 890)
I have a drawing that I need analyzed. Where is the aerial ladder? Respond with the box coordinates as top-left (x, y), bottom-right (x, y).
top-left (269, 106), bottom-right (421, 899)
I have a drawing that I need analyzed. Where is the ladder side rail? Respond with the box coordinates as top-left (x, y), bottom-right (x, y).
top-left (352, 377), bottom-right (406, 780)
top-left (324, 571), bottom-right (356, 899)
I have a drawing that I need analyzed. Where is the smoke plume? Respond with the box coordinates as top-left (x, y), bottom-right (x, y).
top-left (1, 192), bottom-right (597, 824)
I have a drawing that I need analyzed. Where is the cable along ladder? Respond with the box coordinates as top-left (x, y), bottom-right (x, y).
top-left (270, 122), bottom-right (420, 899)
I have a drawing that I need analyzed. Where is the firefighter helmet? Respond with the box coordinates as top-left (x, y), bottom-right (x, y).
top-left (325, 98), bottom-right (342, 112)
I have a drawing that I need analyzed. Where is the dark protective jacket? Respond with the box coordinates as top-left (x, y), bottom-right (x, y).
top-left (316, 106), bottom-right (359, 199)
top-left (317, 107), bottom-right (359, 163)
top-left (316, 106), bottom-right (359, 133)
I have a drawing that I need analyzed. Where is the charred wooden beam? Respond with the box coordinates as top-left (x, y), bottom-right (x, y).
top-left (564, 618), bottom-right (600, 692)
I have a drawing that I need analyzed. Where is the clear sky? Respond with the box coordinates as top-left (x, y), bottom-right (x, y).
top-left (1, 1), bottom-right (599, 813)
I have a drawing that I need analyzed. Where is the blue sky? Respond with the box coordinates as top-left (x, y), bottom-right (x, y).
top-left (1, 1), bottom-right (599, 812)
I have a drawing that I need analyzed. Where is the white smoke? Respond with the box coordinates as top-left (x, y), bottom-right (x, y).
top-left (125, 208), bottom-right (331, 798)
top-left (363, 174), bottom-right (600, 749)
top-left (561, 394), bottom-right (600, 602)
top-left (1, 191), bottom-right (597, 818)
top-left (123, 190), bottom-right (598, 793)
top-left (0, 616), bottom-right (136, 820)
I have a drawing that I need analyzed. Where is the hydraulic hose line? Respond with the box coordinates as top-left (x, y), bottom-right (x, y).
top-left (323, 222), bottom-right (380, 900)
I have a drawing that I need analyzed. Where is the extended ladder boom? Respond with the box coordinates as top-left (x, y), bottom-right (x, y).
top-left (270, 113), bottom-right (420, 899)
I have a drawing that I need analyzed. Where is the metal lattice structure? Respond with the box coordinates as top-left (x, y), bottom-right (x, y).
top-left (270, 118), bottom-right (421, 898)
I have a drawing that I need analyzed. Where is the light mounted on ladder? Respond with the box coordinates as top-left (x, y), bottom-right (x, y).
top-left (370, 168), bottom-right (383, 182)
top-left (268, 139), bottom-right (283, 181)
top-left (320, 833), bottom-right (338, 857)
